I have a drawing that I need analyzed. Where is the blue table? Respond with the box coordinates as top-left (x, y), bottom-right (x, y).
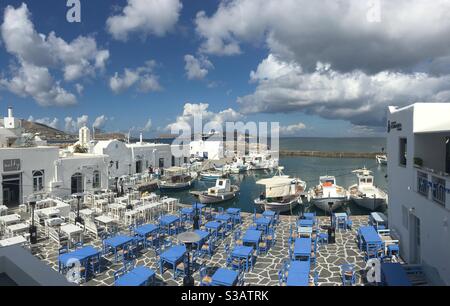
top-left (205, 221), bottom-right (223, 238)
top-left (255, 217), bottom-right (271, 234)
top-left (103, 235), bottom-right (135, 262)
top-left (134, 224), bottom-right (158, 237)
top-left (242, 230), bottom-right (262, 251)
top-left (211, 268), bottom-right (239, 286)
top-left (303, 213), bottom-right (315, 221)
top-left (286, 261), bottom-right (310, 286)
top-left (381, 263), bottom-right (412, 286)
top-left (192, 203), bottom-right (206, 210)
top-left (293, 238), bottom-right (312, 260)
top-left (226, 208), bottom-right (242, 225)
top-left (358, 226), bottom-right (382, 247)
top-left (298, 219), bottom-right (314, 228)
top-left (215, 213), bottom-right (232, 230)
top-left (231, 246), bottom-right (254, 272)
top-left (58, 246), bottom-right (101, 274)
top-left (115, 266), bottom-right (155, 286)
top-left (160, 245), bottom-right (186, 279)
top-left (159, 214), bottom-right (180, 235)
top-left (194, 229), bottom-right (210, 246)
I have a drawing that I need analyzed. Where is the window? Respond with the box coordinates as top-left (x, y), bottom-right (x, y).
top-left (93, 170), bottom-right (100, 189)
top-left (367, 178), bottom-right (372, 184)
top-left (71, 172), bottom-right (83, 194)
top-left (184, 157), bottom-right (188, 164)
top-left (116, 161), bottom-right (119, 170)
top-left (171, 155), bottom-right (175, 167)
top-left (159, 158), bottom-right (164, 168)
top-left (32, 170), bottom-right (44, 192)
top-left (402, 206), bottom-right (409, 230)
top-left (399, 138), bottom-right (407, 166)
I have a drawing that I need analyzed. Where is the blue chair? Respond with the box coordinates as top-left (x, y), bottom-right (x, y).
top-left (58, 245), bottom-right (69, 255)
top-left (346, 218), bottom-right (353, 230)
top-left (341, 264), bottom-right (356, 286)
top-left (386, 244), bottom-right (399, 261)
top-left (199, 264), bottom-right (211, 286)
top-left (318, 232), bottom-right (328, 247)
top-left (237, 270), bottom-right (245, 286)
top-left (266, 227), bottom-right (276, 248)
top-left (278, 260), bottom-right (289, 285)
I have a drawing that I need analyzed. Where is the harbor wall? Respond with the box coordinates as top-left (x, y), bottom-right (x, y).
top-left (280, 150), bottom-right (383, 159)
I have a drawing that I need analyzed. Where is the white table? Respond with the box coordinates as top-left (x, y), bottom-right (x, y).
top-left (0, 205), bottom-right (8, 216)
top-left (95, 215), bottom-right (115, 225)
top-left (79, 208), bottom-right (93, 217)
top-left (60, 224), bottom-right (84, 247)
top-left (0, 236), bottom-right (27, 247)
top-left (6, 223), bottom-right (29, 236)
top-left (39, 207), bottom-right (61, 219)
top-left (45, 217), bottom-right (64, 227)
top-left (0, 214), bottom-right (21, 226)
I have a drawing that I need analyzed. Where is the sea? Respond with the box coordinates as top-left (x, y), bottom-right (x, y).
top-left (159, 137), bottom-right (388, 217)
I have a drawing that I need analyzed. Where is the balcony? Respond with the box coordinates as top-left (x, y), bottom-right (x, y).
top-left (415, 168), bottom-right (450, 209)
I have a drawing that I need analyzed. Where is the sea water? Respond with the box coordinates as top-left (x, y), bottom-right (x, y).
top-left (160, 137), bottom-right (388, 216)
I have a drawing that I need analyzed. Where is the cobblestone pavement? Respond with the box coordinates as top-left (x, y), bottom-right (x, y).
top-left (32, 213), bottom-right (373, 286)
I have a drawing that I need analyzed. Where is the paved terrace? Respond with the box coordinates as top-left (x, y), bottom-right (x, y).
top-left (32, 213), bottom-right (372, 286)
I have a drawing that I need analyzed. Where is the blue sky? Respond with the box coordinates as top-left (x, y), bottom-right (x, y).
top-left (1, 1), bottom-right (450, 137)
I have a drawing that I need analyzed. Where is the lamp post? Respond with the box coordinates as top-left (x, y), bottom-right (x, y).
top-left (327, 202), bottom-right (335, 244)
top-left (29, 201), bottom-right (37, 244)
top-left (193, 203), bottom-right (200, 230)
top-left (74, 194), bottom-right (83, 224)
top-left (177, 232), bottom-right (200, 286)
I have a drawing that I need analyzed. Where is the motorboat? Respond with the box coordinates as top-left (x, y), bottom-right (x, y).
top-left (308, 176), bottom-right (348, 212)
top-left (200, 170), bottom-right (228, 181)
top-left (376, 154), bottom-right (387, 166)
top-left (245, 152), bottom-right (279, 170)
top-left (157, 167), bottom-right (196, 191)
top-left (348, 168), bottom-right (387, 211)
top-left (254, 166), bottom-right (306, 213)
top-left (191, 178), bottom-right (239, 204)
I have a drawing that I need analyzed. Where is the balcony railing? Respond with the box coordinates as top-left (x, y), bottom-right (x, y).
top-left (415, 168), bottom-right (450, 209)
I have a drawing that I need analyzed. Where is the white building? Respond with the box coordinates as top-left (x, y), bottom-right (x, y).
top-left (387, 103), bottom-right (450, 285)
top-left (190, 139), bottom-right (223, 160)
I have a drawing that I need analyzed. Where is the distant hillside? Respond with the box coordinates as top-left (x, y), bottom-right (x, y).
top-left (21, 120), bottom-right (76, 141)
top-left (21, 120), bottom-right (126, 142)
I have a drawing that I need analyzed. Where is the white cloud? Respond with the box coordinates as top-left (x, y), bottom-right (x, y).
top-left (64, 115), bottom-right (89, 133)
top-left (75, 83), bottom-right (84, 95)
top-left (184, 54), bottom-right (213, 80)
top-left (239, 54), bottom-right (450, 127)
top-left (278, 123), bottom-right (307, 136)
top-left (93, 115), bottom-right (108, 129)
top-left (142, 118), bottom-right (152, 132)
top-left (27, 116), bottom-right (59, 129)
top-left (106, 0), bottom-right (182, 41)
top-left (0, 3), bottom-right (109, 106)
top-left (167, 103), bottom-right (243, 131)
top-left (195, 0), bottom-right (450, 74)
top-left (109, 60), bottom-right (162, 94)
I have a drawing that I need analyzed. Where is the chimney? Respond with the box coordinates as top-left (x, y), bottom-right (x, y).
top-left (139, 133), bottom-right (143, 144)
top-left (8, 106), bottom-right (13, 118)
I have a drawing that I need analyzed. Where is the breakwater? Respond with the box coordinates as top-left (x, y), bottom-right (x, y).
top-left (280, 150), bottom-right (383, 159)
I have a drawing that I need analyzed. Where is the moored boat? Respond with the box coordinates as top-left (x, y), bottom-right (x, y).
top-left (254, 166), bottom-right (306, 213)
top-left (191, 178), bottom-right (239, 204)
top-left (308, 176), bottom-right (348, 212)
top-left (376, 154), bottom-right (387, 165)
top-left (348, 168), bottom-right (387, 211)
top-left (158, 167), bottom-right (196, 191)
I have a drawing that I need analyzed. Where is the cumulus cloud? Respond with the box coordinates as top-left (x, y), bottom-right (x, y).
top-left (184, 54), bottom-right (213, 80)
top-left (64, 115), bottom-right (89, 133)
top-left (93, 115), bottom-right (108, 129)
top-left (0, 3), bottom-right (109, 106)
top-left (238, 54), bottom-right (450, 127)
top-left (109, 60), bottom-right (162, 94)
top-left (106, 0), bottom-right (182, 41)
top-left (277, 123), bottom-right (307, 136)
top-left (27, 116), bottom-right (59, 129)
top-left (167, 103), bottom-right (243, 132)
top-left (195, 0), bottom-right (450, 74)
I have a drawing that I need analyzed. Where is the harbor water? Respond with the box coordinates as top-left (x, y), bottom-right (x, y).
top-left (159, 137), bottom-right (388, 216)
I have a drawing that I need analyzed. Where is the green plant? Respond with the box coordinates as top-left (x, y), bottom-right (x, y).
top-left (73, 144), bottom-right (88, 153)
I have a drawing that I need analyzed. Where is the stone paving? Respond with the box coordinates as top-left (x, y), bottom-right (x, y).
top-left (31, 212), bottom-right (374, 286)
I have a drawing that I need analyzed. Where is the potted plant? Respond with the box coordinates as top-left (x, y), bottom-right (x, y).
top-left (414, 157), bottom-right (423, 167)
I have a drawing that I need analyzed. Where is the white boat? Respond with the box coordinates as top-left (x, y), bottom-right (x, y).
top-left (348, 168), bottom-right (387, 211)
top-left (254, 167), bottom-right (306, 213)
top-left (376, 154), bottom-right (387, 165)
top-left (308, 176), bottom-right (348, 212)
top-left (157, 167), bottom-right (196, 191)
top-left (200, 170), bottom-right (228, 181)
top-left (245, 152), bottom-right (279, 170)
top-left (191, 178), bottom-right (239, 204)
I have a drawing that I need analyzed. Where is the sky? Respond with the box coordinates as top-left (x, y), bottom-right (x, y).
top-left (1, 0), bottom-right (450, 138)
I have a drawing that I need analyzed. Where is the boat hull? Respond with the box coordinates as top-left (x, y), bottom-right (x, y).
top-left (310, 197), bottom-right (347, 212)
top-left (198, 192), bottom-right (236, 204)
top-left (350, 196), bottom-right (386, 211)
top-left (254, 198), bottom-right (301, 214)
top-left (158, 180), bottom-right (194, 192)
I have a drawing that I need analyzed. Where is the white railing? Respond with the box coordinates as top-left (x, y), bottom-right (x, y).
top-left (415, 168), bottom-right (450, 209)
